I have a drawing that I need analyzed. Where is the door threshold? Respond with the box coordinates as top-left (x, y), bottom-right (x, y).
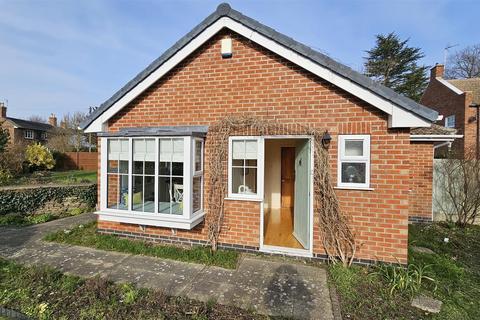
top-left (260, 244), bottom-right (313, 257)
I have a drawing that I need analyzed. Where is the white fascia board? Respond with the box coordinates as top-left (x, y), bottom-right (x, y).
top-left (410, 134), bottom-right (463, 142)
top-left (436, 78), bottom-right (464, 95)
top-left (84, 17), bottom-right (430, 133)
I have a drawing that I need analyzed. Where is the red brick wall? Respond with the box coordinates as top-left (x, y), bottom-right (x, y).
top-left (97, 30), bottom-right (415, 264)
top-left (421, 76), bottom-right (467, 157)
top-left (409, 142), bottom-right (433, 222)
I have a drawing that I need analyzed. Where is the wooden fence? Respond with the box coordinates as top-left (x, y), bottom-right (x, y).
top-left (57, 152), bottom-right (98, 171)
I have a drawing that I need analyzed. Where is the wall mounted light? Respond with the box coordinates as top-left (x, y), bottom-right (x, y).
top-left (221, 38), bottom-right (232, 58)
top-left (322, 130), bottom-right (332, 149)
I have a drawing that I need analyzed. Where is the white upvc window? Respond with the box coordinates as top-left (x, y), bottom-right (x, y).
top-left (445, 115), bottom-right (455, 128)
top-left (337, 135), bottom-right (370, 189)
top-left (228, 137), bottom-right (264, 200)
top-left (24, 130), bottom-right (34, 139)
top-left (101, 136), bottom-right (204, 228)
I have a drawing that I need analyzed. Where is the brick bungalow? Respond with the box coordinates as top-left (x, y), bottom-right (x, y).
top-left (421, 64), bottom-right (480, 157)
top-left (81, 4), bottom-right (456, 264)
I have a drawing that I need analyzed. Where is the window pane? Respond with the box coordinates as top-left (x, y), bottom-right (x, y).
top-left (159, 162), bottom-right (170, 176)
top-left (193, 176), bottom-right (202, 213)
top-left (245, 140), bottom-right (257, 159)
top-left (118, 175), bottom-right (129, 210)
top-left (107, 160), bottom-right (118, 173)
top-left (107, 174), bottom-right (119, 209)
top-left (159, 139), bottom-right (173, 162)
top-left (245, 159), bottom-right (257, 167)
top-left (144, 176), bottom-right (155, 212)
top-left (244, 168), bottom-right (257, 193)
top-left (195, 140), bottom-right (202, 172)
top-left (232, 159), bottom-right (244, 166)
top-left (345, 140), bottom-right (363, 156)
top-left (232, 167), bottom-right (244, 194)
top-left (171, 177), bottom-right (184, 215)
top-left (232, 140), bottom-right (245, 159)
top-left (158, 177), bottom-right (171, 214)
top-left (132, 176), bottom-right (144, 211)
top-left (341, 162), bottom-right (366, 184)
top-left (145, 161), bottom-right (155, 175)
top-left (172, 139), bottom-right (184, 162)
top-left (133, 161), bottom-right (143, 174)
top-left (119, 160), bottom-right (129, 174)
top-left (172, 162), bottom-right (183, 176)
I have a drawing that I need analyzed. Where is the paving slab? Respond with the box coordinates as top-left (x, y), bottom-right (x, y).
top-left (0, 213), bottom-right (334, 319)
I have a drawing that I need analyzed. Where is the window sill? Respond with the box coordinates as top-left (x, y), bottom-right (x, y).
top-left (224, 197), bottom-right (263, 202)
top-left (334, 186), bottom-right (374, 191)
top-left (95, 210), bottom-right (205, 230)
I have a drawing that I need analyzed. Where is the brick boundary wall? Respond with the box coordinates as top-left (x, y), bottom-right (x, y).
top-left (408, 142), bottom-right (434, 223)
top-left (97, 227), bottom-right (392, 266)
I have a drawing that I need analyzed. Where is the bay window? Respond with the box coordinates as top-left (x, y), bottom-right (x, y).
top-left (101, 135), bottom-right (204, 228)
top-left (337, 135), bottom-right (370, 189)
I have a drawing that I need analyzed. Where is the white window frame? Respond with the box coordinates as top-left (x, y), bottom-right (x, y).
top-left (445, 115), bottom-right (455, 128)
top-left (99, 136), bottom-right (204, 229)
top-left (24, 130), bottom-right (34, 139)
top-left (337, 135), bottom-right (371, 189)
top-left (227, 136), bottom-right (264, 201)
top-left (192, 138), bottom-right (204, 214)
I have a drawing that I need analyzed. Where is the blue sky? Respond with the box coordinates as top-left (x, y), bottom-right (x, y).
top-left (0, 0), bottom-right (477, 120)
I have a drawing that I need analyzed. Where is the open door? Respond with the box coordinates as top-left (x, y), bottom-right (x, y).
top-left (293, 139), bottom-right (310, 249)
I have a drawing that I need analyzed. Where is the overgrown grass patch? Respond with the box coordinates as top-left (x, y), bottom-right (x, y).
top-left (328, 223), bottom-right (480, 319)
top-left (0, 258), bottom-right (264, 320)
top-left (44, 222), bottom-right (240, 269)
top-left (5, 170), bottom-right (97, 186)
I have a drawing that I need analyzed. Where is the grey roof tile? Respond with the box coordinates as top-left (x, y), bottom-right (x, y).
top-left (81, 3), bottom-right (438, 130)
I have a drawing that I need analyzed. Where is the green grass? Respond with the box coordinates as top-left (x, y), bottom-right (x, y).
top-left (5, 170), bottom-right (96, 186)
top-left (0, 258), bottom-right (265, 320)
top-left (44, 222), bottom-right (240, 269)
top-left (328, 223), bottom-right (480, 320)
top-left (0, 212), bottom-right (56, 226)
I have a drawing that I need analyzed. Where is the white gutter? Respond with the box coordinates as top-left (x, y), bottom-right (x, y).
top-left (410, 134), bottom-right (463, 142)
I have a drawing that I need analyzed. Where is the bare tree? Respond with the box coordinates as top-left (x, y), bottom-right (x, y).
top-left (28, 115), bottom-right (47, 123)
top-left (446, 44), bottom-right (480, 79)
top-left (46, 111), bottom-right (96, 153)
top-left (434, 148), bottom-right (480, 226)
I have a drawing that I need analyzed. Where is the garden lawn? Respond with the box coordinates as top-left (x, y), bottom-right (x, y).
top-left (5, 170), bottom-right (96, 186)
top-left (329, 223), bottom-right (480, 320)
top-left (0, 258), bottom-right (264, 320)
top-left (44, 222), bottom-right (239, 269)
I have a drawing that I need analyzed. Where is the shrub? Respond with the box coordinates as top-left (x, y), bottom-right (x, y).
top-left (0, 168), bottom-right (12, 185)
top-left (25, 143), bottom-right (55, 171)
top-left (370, 263), bottom-right (436, 296)
top-left (0, 184), bottom-right (97, 215)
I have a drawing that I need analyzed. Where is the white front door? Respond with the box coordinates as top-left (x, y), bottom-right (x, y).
top-left (293, 139), bottom-right (310, 249)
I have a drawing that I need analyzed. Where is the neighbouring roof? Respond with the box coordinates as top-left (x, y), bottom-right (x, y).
top-left (447, 78), bottom-right (480, 104)
top-left (98, 126), bottom-right (209, 137)
top-left (5, 117), bottom-right (54, 131)
top-left (411, 124), bottom-right (457, 136)
top-left (81, 3), bottom-right (438, 130)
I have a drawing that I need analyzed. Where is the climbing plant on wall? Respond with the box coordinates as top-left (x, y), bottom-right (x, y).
top-left (205, 115), bottom-right (357, 266)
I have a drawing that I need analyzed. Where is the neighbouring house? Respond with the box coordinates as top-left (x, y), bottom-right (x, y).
top-left (421, 64), bottom-right (480, 157)
top-left (0, 103), bottom-right (57, 145)
top-left (81, 3), bottom-right (458, 264)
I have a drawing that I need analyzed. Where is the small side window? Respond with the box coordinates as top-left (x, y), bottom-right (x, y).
top-left (338, 135), bottom-right (370, 189)
top-left (445, 115), bottom-right (455, 128)
top-left (24, 130), bottom-right (34, 139)
top-left (228, 137), bottom-right (262, 199)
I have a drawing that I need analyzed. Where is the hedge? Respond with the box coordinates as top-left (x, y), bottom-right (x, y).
top-left (0, 184), bottom-right (97, 215)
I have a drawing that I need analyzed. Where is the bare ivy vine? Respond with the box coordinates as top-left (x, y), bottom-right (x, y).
top-left (205, 115), bottom-right (357, 266)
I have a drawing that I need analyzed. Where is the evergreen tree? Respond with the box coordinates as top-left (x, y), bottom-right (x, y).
top-left (0, 122), bottom-right (9, 153)
top-left (364, 32), bottom-right (428, 101)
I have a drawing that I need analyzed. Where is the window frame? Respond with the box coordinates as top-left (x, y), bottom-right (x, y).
top-left (100, 136), bottom-right (203, 222)
top-left (24, 130), bottom-right (34, 139)
top-left (192, 138), bottom-right (204, 214)
top-left (227, 136), bottom-right (264, 201)
top-left (337, 135), bottom-right (371, 189)
top-left (445, 115), bottom-right (455, 128)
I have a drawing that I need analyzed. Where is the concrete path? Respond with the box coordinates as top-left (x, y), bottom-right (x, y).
top-left (0, 213), bottom-right (335, 319)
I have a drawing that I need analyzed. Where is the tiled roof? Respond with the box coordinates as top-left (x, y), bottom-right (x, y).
top-left (81, 3), bottom-right (438, 129)
top-left (411, 124), bottom-right (457, 135)
top-left (6, 117), bottom-right (54, 131)
top-left (448, 78), bottom-right (480, 104)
